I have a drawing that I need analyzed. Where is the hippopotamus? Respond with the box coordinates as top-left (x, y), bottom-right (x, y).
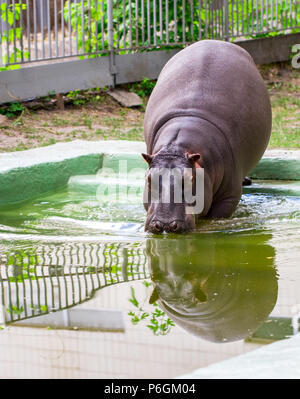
top-left (146, 234), bottom-right (278, 342)
top-left (142, 40), bottom-right (272, 233)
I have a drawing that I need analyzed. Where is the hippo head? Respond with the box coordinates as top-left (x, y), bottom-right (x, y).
top-left (142, 146), bottom-right (203, 234)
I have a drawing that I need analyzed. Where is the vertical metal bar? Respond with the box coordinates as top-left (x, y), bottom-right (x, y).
top-left (129, 0), bottom-right (132, 47)
top-left (224, 0), bottom-right (229, 40)
top-left (241, 0), bottom-right (244, 34)
top-left (166, 0), bottom-right (169, 43)
top-left (270, 0), bottom-right (273, 30)
top-left (260, 0), bottom-right (263, 31)
top-left (33, 0), bottom-right (37, 59)
top-left (135, 0), bottom-right (139, 46)
top-left (101, 0), bottom-right (104, 50)
top-left (236, 0), bottom-right (239, 36)
top-left (246, 0), bottom-right (249, 34)
top-left (54, 0), bottom-right (58, 56)
top-left (174, 0), bottom-right (177, 42)
top-left (19, 0), bottom-right (24, 62)
top-left (159, 0), bottom-right (162, 42)
top-left (198, 0), bottom-right (201, 40)
top-left (12, 0), bottom-right (17, 63)
top-left (256, 0), bottom-right (259, 33)
top-left (122, 0), bottom-right (126, 48)
top-left (204, 0), bottom-right (207, 38)
top-left (3, 0), bottom-right (9, 65)
top-left (251, 0), bottom-right (254, 33)
top-left (47, 0), bottom-right (51, 59)
top-left (69, 0), bottom-right (72, 55)
top-left (147, 0), bottom-right (150, 44)
top-left (81, 0), bottom-right (85, 54)
top-left (265, 0), bottom-right (268, 31)
top-left (182, 0), bottom-right (185, 42)
top-left (190, 0), bottom-right (193, 41)
top-left (108, 0), bottom-right (116, 86)
top-left (61, 0), bottom-right (65, 57)
top-left (40, 0), bottom-right (45, 59)
top-left (94, 0), bottom-right (99, 54)
top-left (0, 23), bottom-right (2, 67)
top-left (87, 0), bottom-right (91, 53)
top-left (26, 0), bottom-right (31, 61)
top-left (153, 0), bottom-right (157, 45)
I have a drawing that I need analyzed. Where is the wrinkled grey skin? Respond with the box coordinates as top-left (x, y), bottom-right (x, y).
top-left (143, 40), bottom-right (272, 233)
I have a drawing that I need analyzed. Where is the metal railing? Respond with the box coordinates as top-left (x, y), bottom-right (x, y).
top-left (0, 241), bottom-right (148, 324)
top-left (0, 0), bottom-right (299, 67)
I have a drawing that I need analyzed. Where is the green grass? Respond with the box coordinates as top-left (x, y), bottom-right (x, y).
top-left (269, 95), bottom-right (300, 149)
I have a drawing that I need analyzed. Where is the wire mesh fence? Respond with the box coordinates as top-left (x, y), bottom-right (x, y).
top-left (0, 241), bottom-right (148, 324)
top-left (0, 0), bottom-right (299, 67)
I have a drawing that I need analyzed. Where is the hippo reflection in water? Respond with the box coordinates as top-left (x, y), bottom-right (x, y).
top-left (146, 233), bottom-right (278, 343)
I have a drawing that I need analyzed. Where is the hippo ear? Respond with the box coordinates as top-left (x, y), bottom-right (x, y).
top-left (186, 153), bottom-right (201, 163)
top-left (142, 153), bottom-right (154, 165)
top-left (186, 153), bottom-right (203, 167)
top-left (149, 286), bottom-right (159, 304)
top-left (193, 285), bottom-right (208, 303)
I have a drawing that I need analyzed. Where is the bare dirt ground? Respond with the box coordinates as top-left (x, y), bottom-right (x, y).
top-left (0, 61), bottom-right (299, 152)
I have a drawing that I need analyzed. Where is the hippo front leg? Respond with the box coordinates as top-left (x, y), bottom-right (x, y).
top-left (205, 196), bottom-right (241, 218)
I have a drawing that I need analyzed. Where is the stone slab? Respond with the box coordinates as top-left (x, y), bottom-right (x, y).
top-left (107, 89), bottom-right (143, 107)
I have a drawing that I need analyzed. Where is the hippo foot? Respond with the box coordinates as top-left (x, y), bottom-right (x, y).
top-left (242, 176), bottom-right (252, 186)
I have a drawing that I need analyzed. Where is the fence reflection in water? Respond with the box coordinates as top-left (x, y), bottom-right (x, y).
top-left (0, 241), bottom-right (148, 324)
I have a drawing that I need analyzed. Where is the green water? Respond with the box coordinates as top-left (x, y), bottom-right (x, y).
top-left (0, 180), bottom-right (300, 343)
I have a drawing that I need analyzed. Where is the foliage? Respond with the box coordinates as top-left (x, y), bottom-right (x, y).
top-left (128, 281), bottom-right (175, 336)
top-left (0, 102), bottom-right (24, 118)
top-left (130, 77), bottom-right (156, 98)
top-left (0, 1), bottom-right (28, 69)
top-left (64, 0), bottom-right (105, 57)
top-left (66, 90), bottom-right (88, 106)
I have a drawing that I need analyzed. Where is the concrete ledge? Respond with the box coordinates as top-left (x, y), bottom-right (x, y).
top-left (236, 32), bottom-right (300, 64)
top-left (177, 333), bottom-right (300, 379)
top-left (0, 141), bottom-right (299, 207)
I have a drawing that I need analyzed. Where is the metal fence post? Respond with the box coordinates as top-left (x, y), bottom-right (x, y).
top-left (107, 0), bottom-right (117, 87)
top-left (224, 0), bottom-right (229, 41)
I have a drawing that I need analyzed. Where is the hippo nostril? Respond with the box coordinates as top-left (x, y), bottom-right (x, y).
top-left (170, 221), bottom-right (178, 232)
top-left (153, 221), bottom-right (163, 233)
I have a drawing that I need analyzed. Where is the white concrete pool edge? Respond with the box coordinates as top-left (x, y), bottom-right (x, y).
top-left (177, 333), bottom-right (300, 379)
top-left (1, 140), bottom-right (300, 173)
top-left (1, 139), bottom-right (300, 207)
top-left (0, 140), bottom-right (147, 173)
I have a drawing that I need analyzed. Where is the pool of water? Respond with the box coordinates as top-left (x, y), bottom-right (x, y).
top-left (0, 179), bottom-right (299, 378)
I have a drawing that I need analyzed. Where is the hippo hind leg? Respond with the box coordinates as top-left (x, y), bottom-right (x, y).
top-left (242, 176), bottom-right (252, 186)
